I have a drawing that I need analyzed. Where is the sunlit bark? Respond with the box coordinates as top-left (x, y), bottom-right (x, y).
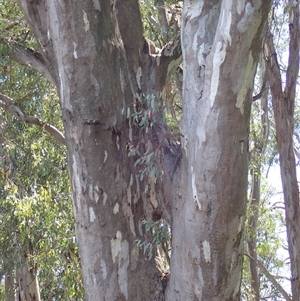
top-left (167, 1), bottom-right (271, 300)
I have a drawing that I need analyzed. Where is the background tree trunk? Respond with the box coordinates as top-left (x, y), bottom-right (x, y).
top-left (247, 59), bottom-right (269, 301)
top-left (16, 243), bottom-right (41, 301)
top-left (5, 268), bottom-right (15, 301)
top-left (265, 2), bottom-right (300, 298)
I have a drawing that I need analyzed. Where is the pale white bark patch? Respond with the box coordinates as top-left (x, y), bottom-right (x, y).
top-left (128, 118), bottom-right (133, 142)
top-left (185, 0), bottom-right (204, 20)
top-left (92, 273), bottom-right (97, 286)
top-left (237, 216), bottom-right (243, 233)
top-left (94, 185), bottom-right (100, 203)
top-left (90, 73), bottom-right (100, 97)
top-left (182, 135), bottom-right (188, 158)
top-left (103, 150), bottom-right (108, 163)
top-left (103, 192), bottom-right (107, 205)
top-left (210, 41), bottom-right (226, 107)
top-left (236, 51), bottom-right (254, 115)
top-left (213, 258), bottom-right (218, 285)
top-left (116, 135), bottom-right (120, 150)
top-left (111, 230), bottom-right (123, 263)
top-left (136, 67), bottom-right (142, 90)
top-left (73, 42), bottom-right (78, 59)
top-left (113, 203), bottom-right (120, 214)
top-left (110, 231), bottom-right (129, 300)
top-left (129, 218), bottom-right (136, 237)
top-left (237, 3), bottom-right (255, 33)
top-left (149, 178), bottom-right (158, 209)
top-left (83, 11), bottom-right (90, 32)
top-left (58, 69), bottom-right (71, 110)
top-left (89, 207), bottom-right (96, 222)
top-left (88, 184), bottom-right (101, 203)
top-left (240, 140), bottom-right (244, 154)
top-left (88, 184), bottom-right (94, 200)
top-left (196, 43), bottom-right (211, 67)
top-left (100, 259), bottom-right (107, 280)
top-left (191, 166), bottom-right (201, 209)
top-left (237, 0), bottom-right (246, 15)
top-left (92, 0), bottom-right (101, 11)
top-left (125, 174), bottom-right (137, 236)
top-left (138, 222), bottom-right (143, 236)
top-left (120, 69), bottom-right (125, 94)
top-left (118, 240), bottom-right (129, 300)
top-left (135, 175), bottom-right (140, 200)
top-left (195, 267), bottom-right (204, 299)
top-left (219, 6), bottom-right (232, 46)
top-left (202, 240), bottom-right (211, 263)
top-left (127, 188), bottom-right (131, 207)
top-left (115, 163), bottom-right (120, 182)
top-left (72, 155), bottom-right (82, 214)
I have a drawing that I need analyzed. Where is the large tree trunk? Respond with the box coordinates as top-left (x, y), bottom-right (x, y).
top-left (166, 1), bottom-right (271, 300)
top-left (17, 1), bottom-right (171, 300)
top-left (17, 0), bottom-right (272, 300)
top-left (265, 2), bottom-right (300, 299)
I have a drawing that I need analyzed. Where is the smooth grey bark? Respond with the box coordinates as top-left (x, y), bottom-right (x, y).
top-left (166, 1), bottom-right (272, 300)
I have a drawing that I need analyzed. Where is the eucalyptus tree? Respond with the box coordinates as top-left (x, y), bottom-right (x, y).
top-left (265, 1), bottom-right (300, 299)
top-left (1, 0), bottom-right (274, 300)
top-left (0, 4), bottom-right (83, 298)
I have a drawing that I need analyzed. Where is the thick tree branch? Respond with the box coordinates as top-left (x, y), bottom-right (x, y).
top-left (11, 44), bottom-right (55, 84)
top-left (245, 253), bottom-right (292, 301)
top-left (257, 259), bottom-right (292, 301)
top-left (0, 92), bottom-right (65, 145)
top-left (252, 77), bottom-right (267, 101)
